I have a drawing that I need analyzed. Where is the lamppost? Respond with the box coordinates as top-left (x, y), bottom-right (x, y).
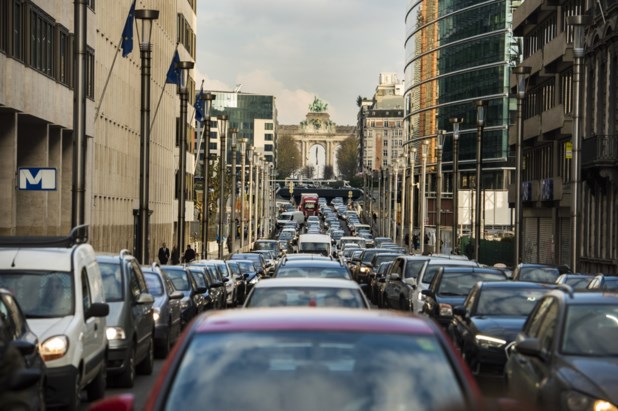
top-left (513, 66), bottom-right (531, 266)
top-left (253, 153), bottom-right (260, 241)
top-left (201, 93), bottom-right (215, 259)
top-left (217, 114), bottom-right (228, 259)
top-left (392, 161), bottom-right (399, 241)
top-left (269, 163), bottom-right (274, 235)
top-left (261, 157), bottom-right (267, 238)
top-left (247, 147), bottom-right (254, 246)
top-left (175, 60), bottom-right (194, 256)
top-left (387, 166), bottom-right (393, 239)
top-left (239, 138), bottom-right (247, 250)
top-left (420, 141), bottom-right (429, 254)
top-left (567, 15), bottom-right (591, 272)
top-left (474, 100), bottom-right (487, 262)
top-left (449, 117), bottom-right (464, 255)
top-left (408, 147), bottom-right (417, 254)
top-left (134, 8), bottom-right (159, 264)
top-left (378, 168), bottom-right (383, 235)
top-left (436, 130), bottom-right (446, 254)
top-left (229, 128), bottom-right (238, 253)
top-left (399, 154), bottom-right (407, 246)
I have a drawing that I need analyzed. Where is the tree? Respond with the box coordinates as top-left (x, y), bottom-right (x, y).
top-left (276, 135), bottom-right (301, 178)
top-left (301, 165), bottom-right (315, 179)
top-left (323, 165), bottom-right (334, 180)
top-left (337, 135), bottom-right (359, 180)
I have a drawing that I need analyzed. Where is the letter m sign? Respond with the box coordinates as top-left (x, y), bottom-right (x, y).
top-left (18, 168), bottom-right (57, 191)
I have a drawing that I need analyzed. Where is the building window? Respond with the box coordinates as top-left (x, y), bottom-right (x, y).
top-left (0, 0), bottom-right (8, 52)
top-left (56, 26), bottom-right (71, 86)
top-left (30, 5), bottom-right (54, 76)
top-left (86, 47), bottom-right (94, 99)
top-left (176, 13), bottom-right (195, 59)
top-left (265, 123), bottom-right (274, 130)
top-left (265, 133), bottom-right (273, 141)
top-left (13, 0), bottom-right (23, 61)
top-left (265, 144), bottom-right (273, 152)
top-left (265, 155), bottom-right (273, 162)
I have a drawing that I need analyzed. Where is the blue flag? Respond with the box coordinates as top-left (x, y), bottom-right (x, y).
top-left (194, 83), bottom-right (205, 123)
top-left (165, 50), bottom-right (181, 84)
top-left (120, 0), bottom-right (136, 57)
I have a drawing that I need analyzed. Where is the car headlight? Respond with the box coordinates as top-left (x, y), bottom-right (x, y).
top-left (439, 303), bottom-right (453, 317)
top-left (360, 267), bottom-right (370, 273)
top-left (40, 335), bottom-right (69, 362)
top-left (475, 334), bottom-right (507, 349)
top-left (152, 309), bottom-right (160, 322)
top-left (106, 327), bottom-right (126, 341)
top-left (250, 277), bottom-right (259, 285)
top-left (563, 390), bottom-right (618, 411)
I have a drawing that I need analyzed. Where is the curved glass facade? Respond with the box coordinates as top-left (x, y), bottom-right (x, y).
top-left (405, 0), bottom-right (515, 179)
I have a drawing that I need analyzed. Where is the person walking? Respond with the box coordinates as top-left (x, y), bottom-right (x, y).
top-left (183, 244), bottom-right (196, 263)
top-left (157, 242), bottom-right (170, 264)
top-left (171, 245), bottom-right (180, 265)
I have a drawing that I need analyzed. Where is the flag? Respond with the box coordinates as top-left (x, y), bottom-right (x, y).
top-left (165, 50), bottom-right (181, 84)
top-left (194, 82), bottom-right (205, 123)
top-left (120, 0), bottom-right (136, 57)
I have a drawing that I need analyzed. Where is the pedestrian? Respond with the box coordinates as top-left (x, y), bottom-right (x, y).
top-left (171, 245), bottom-right (180, 265)
top-left (157, 242), bottom-right (170, 264)
top-left (183, 244), bottom-right (196, 263)
top-left (413, 234), bottom-right (420, 251)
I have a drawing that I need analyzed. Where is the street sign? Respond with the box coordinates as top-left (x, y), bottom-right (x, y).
top-left (565, 141), bottom-right (573, 159)
top-left (18, 168), bottom-right (57, 191)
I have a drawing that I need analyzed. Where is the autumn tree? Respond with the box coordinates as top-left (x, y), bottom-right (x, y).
top-left (336, 135), bottom-right (359, 180)
top-left (276, 135), bottom-right (301, 178)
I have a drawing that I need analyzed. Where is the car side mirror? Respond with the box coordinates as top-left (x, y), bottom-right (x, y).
top-left (514, 338), bottom-right (543, 358)
top-left (196, 286), bottom-right (208, 293)
top-left (137, 293), bottom-right (155, 304)
top-left (390, 273), bottom-right (401, 282)
top-left (452, 305), bottom-right (467, 317)
top-left (170, 291), bottom-right (184, 300)
top-left (421, 289), bottom-right (435, 299)
top-left (10, 340), bottom-right (37, 357)
top-left (86, 302), bottom-right (110, 319)
top-left (222, 277), bottom-right (229, 283)
top-left (243, 273), bottom-right (250, 279)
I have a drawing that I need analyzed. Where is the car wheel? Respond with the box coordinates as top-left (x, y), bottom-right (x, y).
top-left (86, 364), bottom-right (106, 401)
top-left (116, 345), bottom-right (136, 388)
top-left (137, 337), bottom-right (154, 375)
top-left (66, 370), bottom-right (81, 411)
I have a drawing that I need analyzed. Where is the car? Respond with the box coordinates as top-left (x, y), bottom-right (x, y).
top-left (91, 309), bottom-right (488, 411)
top-left (207, 259), bottom-right (236, 306)
top-left (97, 251), bottom-right (156, 387)
top-left (142, 264), bottom-right (183, 357)
top-left (505, 289), bottom-right (618, 410)
top-left (351, 248), bottom-right (400, 285)
top-left (0, 227), bottom-right (110, 410)
top-left (374, 237), bottom-right (393, 248)
top-left (243, 278), bottom-right (370, 308)
top-left (229, 253), bottom-right (268, 277)
top-left (586, 273), bottom-right (618, 291)
top-left (448, 281), bottom-right (555, 377)
top-left (252, 239), bottom-right (281, 257)
top-left (225, 260), bottom-right (248, 305)
top-left (186, 263), bottom-right (226, 309)
top-left (421, 267), bottom-right (508, 328)
top-left (161, 265), bottom-right (207, 328)
top-left (555, 273), bottom-right (594, 290)
top-left (0, 287), bottom-right (46, 410)
top-left (369, 261), bottom-right (393, 306)
top-left (511, 263), bottom-right (571, 283)
top-left (381, 256), bottom-right (431, 310)
top-left (273, 259), bottom-right (352, 280)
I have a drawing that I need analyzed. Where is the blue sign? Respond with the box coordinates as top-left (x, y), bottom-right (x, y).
top-left (18, 168), bottom-right (57, 191)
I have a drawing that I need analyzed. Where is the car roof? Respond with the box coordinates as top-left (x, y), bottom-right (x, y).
top-left (252, 278), bottom-right (361, 289)
top-left (193, 308), bottom-right (435, 334)
top-left (551, 290), bottom-right (618, 304)
top-left (279, 260), bottom-right (344, 268)
top-left (441, 267), bottom-right (505, 273)
top-left (477, 281), bottom-right (555, 290)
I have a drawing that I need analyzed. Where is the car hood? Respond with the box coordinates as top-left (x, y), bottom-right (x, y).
top-left (560, 357), bottom-right (618, 404)
top-left (436, 295), bottom-right (466, 307)
top-left (105, 301), bottom-right (126, 328)
top-left (28, 316), bottom-right (75, 340)
top-left (470, 316), bottom-right (526, 342)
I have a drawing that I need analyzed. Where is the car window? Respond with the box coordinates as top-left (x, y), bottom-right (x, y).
top-left (131, 261), bottom-right (148, 294)
top-left (82, 268), bottom-right (92, 317)
top-left (405, 261), bottom-right (426, 279)
top-left (525, 297), bottom-right (554, 338)
top-left (437, 272), bottom-right (505, 296)
top-left (247, 287), bottom-right (366, 308)
top-left (562, 304), bottom-right (618, 355)
top-left (98, 263), bottom-right (124, 302)
top-left (166, 269), bottom-right (190, 291)
top-left (145, 273), bottom-right (164, 297)
top-left (537, 299), bottom-right (559, 352)
top-left (0, 295), bottom-right (17, 338)
top-left (128, 263), bottom-right (142, 299)
top-left (189, 270), bottom-right (207, 289)
top-left (475, 288), bottom-right (546, 316)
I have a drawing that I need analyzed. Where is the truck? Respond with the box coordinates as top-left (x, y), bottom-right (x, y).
top-left (299, 193), bottom-right (319, 218)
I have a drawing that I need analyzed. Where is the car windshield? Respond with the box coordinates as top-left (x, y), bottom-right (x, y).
top-left (188, 270), bottom-right (208, 289)
top-left (475, 288), bottom-right (546, 316)
top-left (98, 262), bottom-right (125, 302)
top-left (438, 272), bottom-right (506, 296)
top-left (166, 268), bottom-right (191, 291)
top-left (563, 276), bottom-right (592, 289)
top-left (276, 266), bottom-right (350, 280)
top-left (562, 304), bottom-right (618, 356)
top-left (298, 243), bottom-right (330, 254)
top-left (144, 273), bottom-right (164, 297)
top-left (519, 267), bottom-right (560, 283)
top-left (237, 261), bottom-right (256, 273)
top-left (246, 287), bottom-right (366, 308)
top-left (0, 270), bottom-right (74, 318)
top-left (164, 331), bottom-right (466, 411)
top-left (372, 255), bottom-right (398, 267)
top-left (255, 242), bottom-right (277, 251)
top-left (422, 266), bottom-right (441, 284)
top-left (279, 231), bottom-right (294, 240)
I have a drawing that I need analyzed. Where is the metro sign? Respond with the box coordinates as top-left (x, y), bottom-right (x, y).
top-left (18, 168), bottom-right (57, 191)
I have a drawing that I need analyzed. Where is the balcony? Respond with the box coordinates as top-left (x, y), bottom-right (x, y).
top-left (512, 0), bottom-right (558, 35)
top-left (582, 135), bottom-right (618, 169)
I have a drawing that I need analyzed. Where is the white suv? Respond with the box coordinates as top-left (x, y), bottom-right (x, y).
top-left (0, 226), bottom-right (109, 410)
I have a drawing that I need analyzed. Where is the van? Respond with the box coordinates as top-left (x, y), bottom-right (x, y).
top-left (297, 234), bottom-right (332, 256)
top-left (0, 226), bottom-right (109, 410)
top-left (276, 211), bottom-right (305, 228)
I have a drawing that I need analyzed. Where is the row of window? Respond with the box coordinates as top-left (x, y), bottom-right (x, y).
top-left (177, 13), bottom-right (195, 59)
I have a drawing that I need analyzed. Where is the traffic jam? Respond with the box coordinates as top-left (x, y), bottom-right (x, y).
top-left (1, 193), bottom-right (617, 411)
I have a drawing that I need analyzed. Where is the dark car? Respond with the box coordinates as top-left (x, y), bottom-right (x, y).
top-left (226, 260), bottom-right (248, 305)
top-left (229, 253), bottom-right (268, 277)
top-left (505, 289), bottom-right (618, 410)
top-left (511, 263), bottom-right (571, 283)
top-left (161, 265), bottom-right (207, 329)
top-left (97, 251), bottom-right (155, 387)
top-left (555, 273), bottom-right (594, 290)
top-left (190, 261), bottom-right (228, 309)
top-left (421, 267), bottom-right (508, 328)
top-left (185, 265), bottom-right (215, 310)
top-left (370, 261), bottom-right (393, 307)
top-left (233, 259), bottom-right (261, 297)
top-left (252, 239), bottom-right (281, 257)
top-left (91, 309), bottom-right (488, 411)
top-left (142, 265), bottom-right (183, 357)
top-left (273, 259), bottom-right (353, 280)
top-left (0, 288), bottom-right (45, 410)
top-left (381, 256), bottom-right (431, 310)
top-left (448, 281), bottom-right (555, 377)
top-left (586, 274), bottom-right (618, 291)
top-left (351, 248), bottom-right (400, 285)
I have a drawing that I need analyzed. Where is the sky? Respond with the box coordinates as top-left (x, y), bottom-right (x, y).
top-left (195, 0), bottom-right (406, 126)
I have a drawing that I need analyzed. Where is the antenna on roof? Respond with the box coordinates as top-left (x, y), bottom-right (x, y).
top-left (234, 84), bottom-right (242, 93)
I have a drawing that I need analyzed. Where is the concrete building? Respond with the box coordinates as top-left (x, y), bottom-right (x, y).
top-left (0, 0), bottom-right (197, 262)
top-left (512, 0), bottom-right (618, 273)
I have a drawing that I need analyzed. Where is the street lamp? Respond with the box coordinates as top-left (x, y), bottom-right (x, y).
top-left (134, 8), bottom-right (159, 264)
top-left (436, 130), bottom-right (447, 254)
top-left (474, 99), bottom-right (487, 262)
top-left (239, 138), bottom-right (247, 250)
top-left (392, 161), bottom-right (399, 241)
top-left (513, 66), bottom-right (531, 266)
top-left (200, 92), bottom-right (215, 259)
top-left (408, 147), bottom-right (417, 254)
top-left (567, 15), bottom-right (591, 272)
top-left (229, 128), bottom-right (238, 253)
top-left (449, 117), bottom-right (464, 255)
top-left (399, 154), bottom-right (407, 246)
top-left (420, 141), bottom-right (429, 254)
top-left (217, 114), bottom-right (228, 259)
top-left (247, 147), bottom-right (254, 246)
top-left (387, 166), bottom-right (393, 239)
top-left (175, 60), bottom-right (194, 257)
top-left (253, 152), bottom-right (261, 241)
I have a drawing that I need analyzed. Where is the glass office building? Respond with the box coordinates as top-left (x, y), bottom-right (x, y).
top-left (404, 0), bottom-right (518, 189)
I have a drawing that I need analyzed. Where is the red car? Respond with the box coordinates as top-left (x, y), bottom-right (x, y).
top-left (92, 309), bottom-right (500, 411)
